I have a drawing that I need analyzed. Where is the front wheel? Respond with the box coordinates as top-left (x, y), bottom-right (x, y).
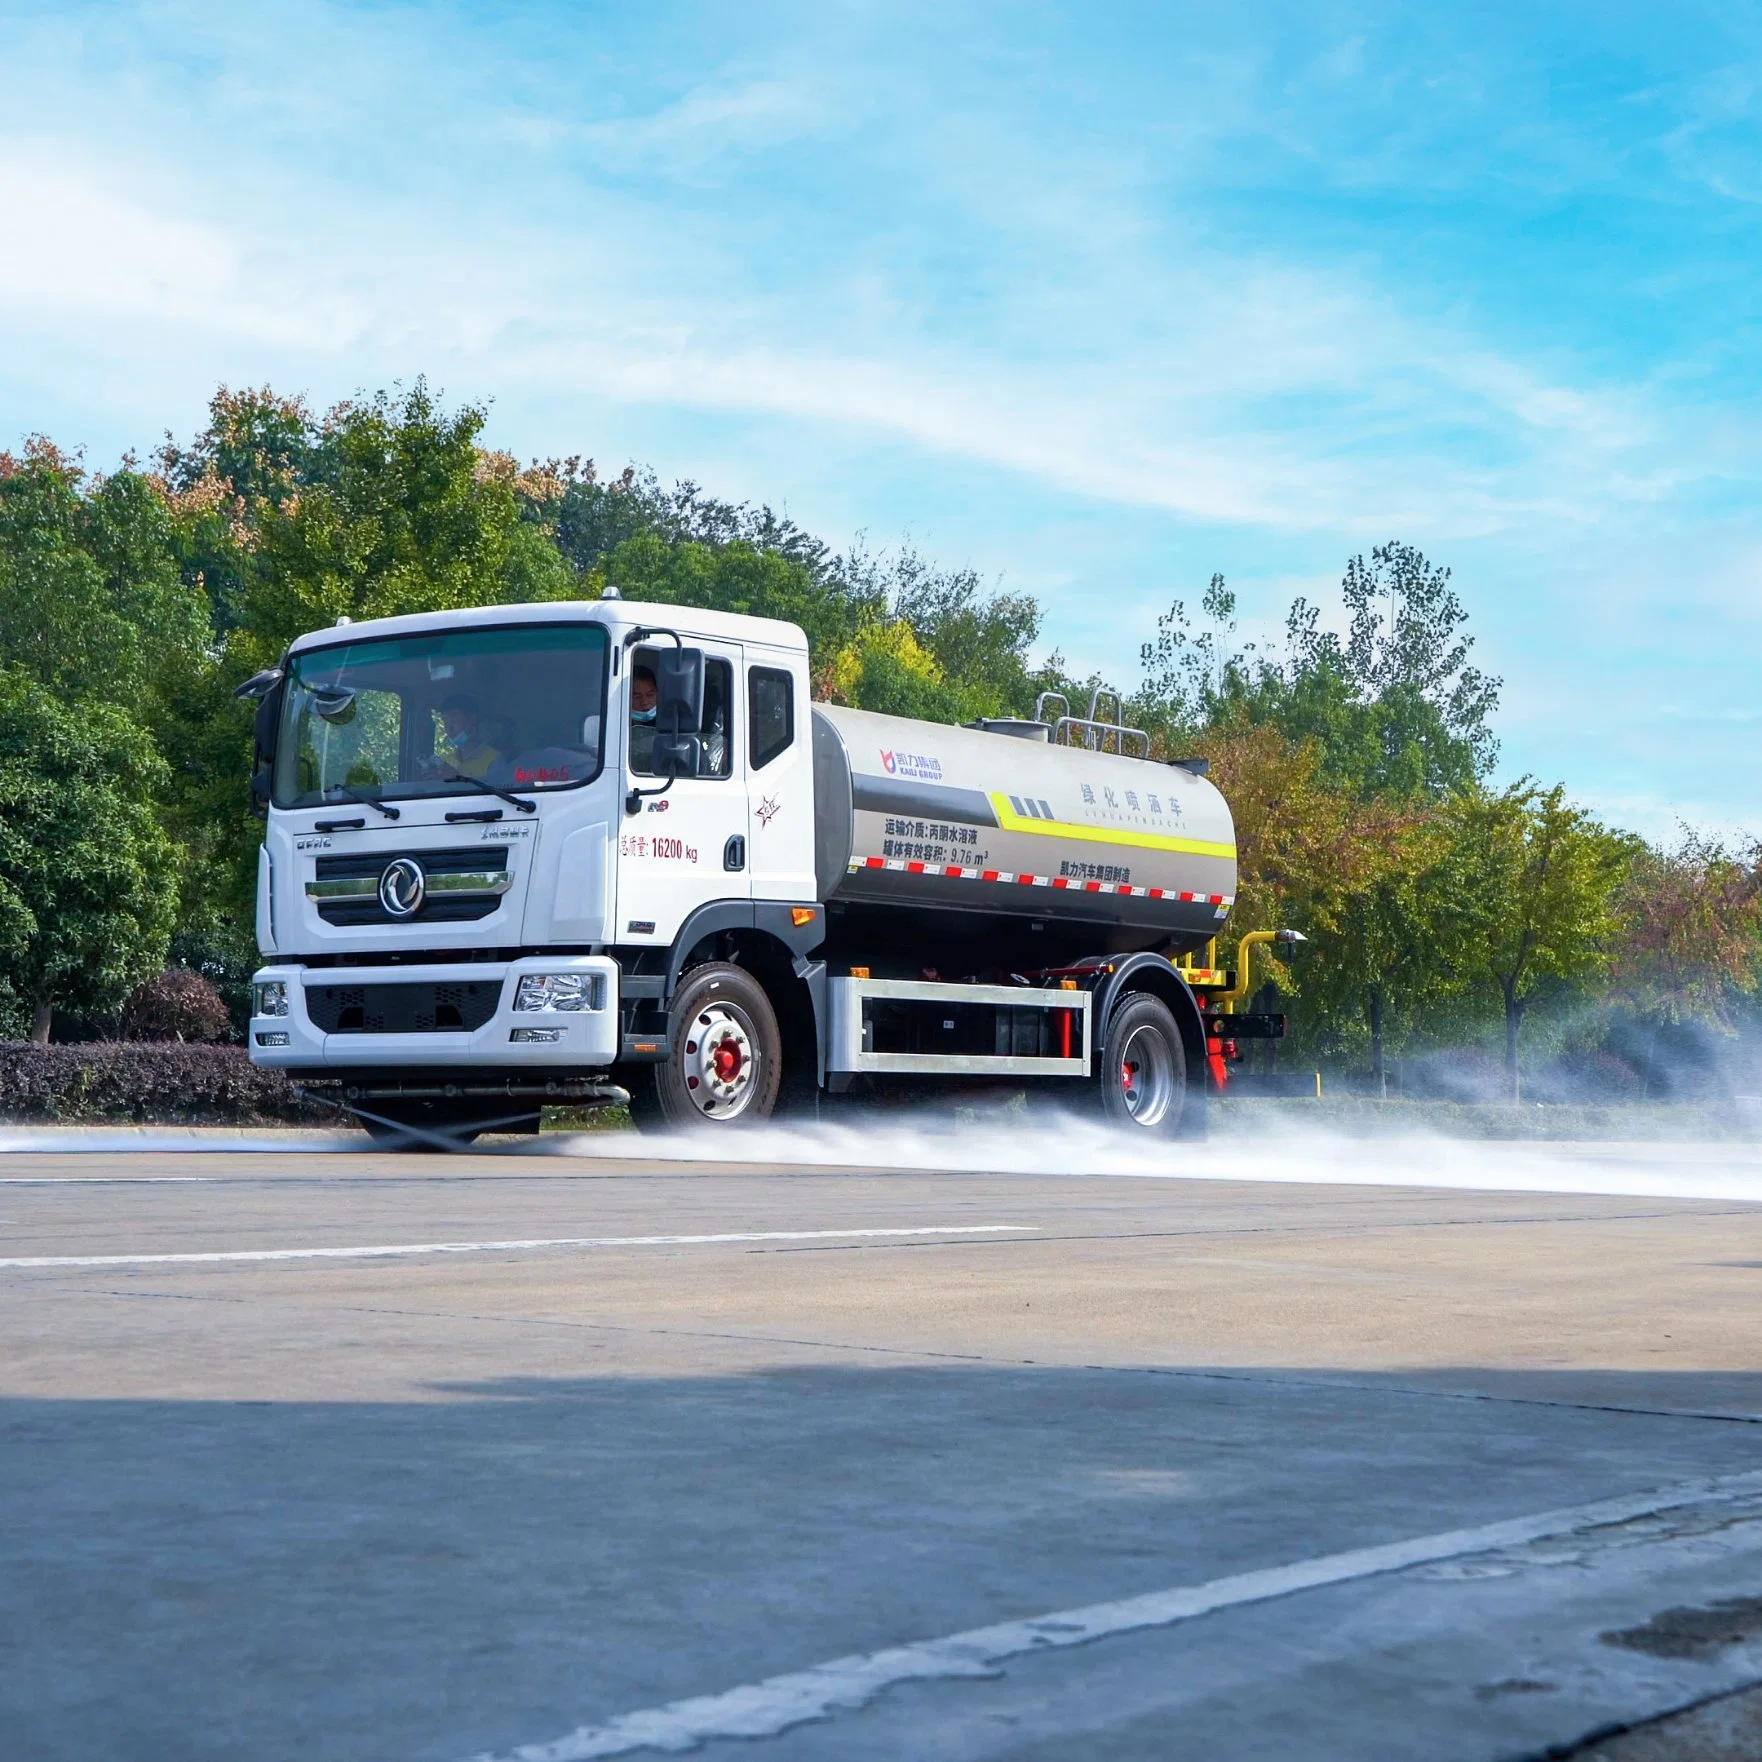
top-left (636, 963), bottom-right (782, 1130)
top-left (1097, 993), bottom-right (1188, 1134)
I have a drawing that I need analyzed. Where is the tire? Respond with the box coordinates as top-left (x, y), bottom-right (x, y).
top-left (1096, 992), bottom-right (1187, 1133)
top-left (623, 1075), bottom-right (665, 1132)
top-left (636, 962), bottom-right (783, 1130)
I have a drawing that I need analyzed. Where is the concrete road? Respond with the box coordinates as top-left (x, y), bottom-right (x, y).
top-left (4, 1134), bottom-right (1762, 1760)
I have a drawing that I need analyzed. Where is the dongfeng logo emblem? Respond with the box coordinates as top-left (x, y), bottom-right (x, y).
top-left (378, 857), bottom-right (426, 918)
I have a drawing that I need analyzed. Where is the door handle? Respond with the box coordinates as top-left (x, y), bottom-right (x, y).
top-left (723, 834), bottom-right (747, 872)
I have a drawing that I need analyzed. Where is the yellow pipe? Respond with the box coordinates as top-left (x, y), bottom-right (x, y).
top-left (1213, 928), bottom-right (1306, 1010)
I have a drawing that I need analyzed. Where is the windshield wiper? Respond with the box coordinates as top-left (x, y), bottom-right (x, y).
top-left (324, 784), bottom-right (401, 821)
top-left (440, 771), bottom-right (536, 813)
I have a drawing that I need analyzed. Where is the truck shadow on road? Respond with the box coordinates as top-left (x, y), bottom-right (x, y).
top-left (5, 1362), bottom-right (1762, 1761)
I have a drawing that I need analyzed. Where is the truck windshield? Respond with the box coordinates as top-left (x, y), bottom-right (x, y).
top-left (272, 623), bottom-right (608, 810)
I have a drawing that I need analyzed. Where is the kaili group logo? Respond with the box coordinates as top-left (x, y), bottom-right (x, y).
top-left (879, 748), bottom-right (942, 782)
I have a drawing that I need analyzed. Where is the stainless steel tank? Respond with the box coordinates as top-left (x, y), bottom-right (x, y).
top-left (811, 704), bottom-right (1237, 951)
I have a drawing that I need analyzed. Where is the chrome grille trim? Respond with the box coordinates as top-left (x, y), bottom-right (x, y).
top-left (306, 871), bottom-right (514, 901)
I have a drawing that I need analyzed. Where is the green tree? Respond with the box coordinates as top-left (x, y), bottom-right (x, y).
top-left (1612, 830), bottom-right (1762, 1026)
top-left (1443, 782), bottom-right (1630, 1098)
top-left (1137, 546), bottom-right (1501, 802)
top-left (886, 551), bottom-right (1040, 717)
top-left (1273, 542), bottom-right (1499, 796)
top-left (1200, 715), bottom-right (1470, 1077)
top-left (555, 462), bottom-right (845, 587)
top-left (0, 670), bottom-right (179, 1042)
top-left (0, 443), bottom-right (132, 703)
top-left (552, 462), bottom-right (1042, 713)
top-left (0, 445), bottom-right (218, 969)
top-left (224, 383), bottom-right (575, 669)
top-left (1305, 811), bottom-right (1478, 1092)
top-left (822, 619), bottom-right (974, 721)
top-left (604, 532), bottom-right (873, 672)
top-left (1134, 573), bottom-right (1253, 743)
top-left (0, 444), bottom-right (201, 713)
top-left (155, 385), bottom-right (314, 635)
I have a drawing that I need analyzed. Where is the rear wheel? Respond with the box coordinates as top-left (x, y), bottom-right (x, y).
top-left (636, 963), bottom-right (782, 1130)
top-left (1096, 993), bottom-right (1187, 1133)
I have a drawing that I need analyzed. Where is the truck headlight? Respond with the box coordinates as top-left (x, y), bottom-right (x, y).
top-left (255, 981), bottom-right (290, 1018)
top-left (514, 973), bottom-right (603, 1013)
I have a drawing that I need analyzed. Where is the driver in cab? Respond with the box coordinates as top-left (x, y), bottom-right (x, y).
top-left (629, 662), bottom-right (724, 777)
top-left (628, 665), bottom-right (660, 773)
top-left (436, 693), bottom-right (505, 780)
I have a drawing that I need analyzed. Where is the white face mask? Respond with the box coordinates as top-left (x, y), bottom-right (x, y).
top-left (632, 705), bottom-right (657, 724)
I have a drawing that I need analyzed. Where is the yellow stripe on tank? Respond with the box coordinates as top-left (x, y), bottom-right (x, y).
top-left (988, 793), bottom-right (1237, 860)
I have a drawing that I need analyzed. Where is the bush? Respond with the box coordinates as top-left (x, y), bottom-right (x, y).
top-left (119, 967), bottom-right (232, 1042)
top-left (0, 1042), bottom-right (332, 1124)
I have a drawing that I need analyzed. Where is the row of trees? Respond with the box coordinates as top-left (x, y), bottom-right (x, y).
top-left (1129, 568), bottom-right (1762, 1095)
top-left (2, 383), bottom-right (1758, 1095)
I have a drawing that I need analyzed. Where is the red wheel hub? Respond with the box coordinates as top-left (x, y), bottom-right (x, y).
top-left (710, 1036), bottom-right (744, 1082)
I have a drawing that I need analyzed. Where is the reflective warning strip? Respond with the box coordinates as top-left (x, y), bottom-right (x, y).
top-left (852, 856), bottom-right (1232, 908)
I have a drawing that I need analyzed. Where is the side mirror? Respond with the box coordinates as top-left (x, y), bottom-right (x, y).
top-left (251, 681), bottom-right (285, 757)
top-left (233, 667), bottom-right (282, 702)
top-left (655, 648), bottom-right (704, 734)
top-left (250, 764), bottom-right (273, 818)
top-left (653, 733), bottom-right (701, 778)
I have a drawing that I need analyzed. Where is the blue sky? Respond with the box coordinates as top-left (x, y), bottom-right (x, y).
top-left (3, 2), bottom-right (1759, 838)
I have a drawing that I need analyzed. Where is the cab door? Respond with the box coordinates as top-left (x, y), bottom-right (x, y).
top-left (744, 645), bottom-right (816, 905)
top-left (614, 639), bottom-right (750, 949)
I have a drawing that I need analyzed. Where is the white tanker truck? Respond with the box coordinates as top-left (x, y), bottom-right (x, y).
top-left (238, 599), bottom-right (1290, 1144)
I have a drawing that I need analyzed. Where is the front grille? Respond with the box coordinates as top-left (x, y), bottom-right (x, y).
top-left (307, 847), bottom-right (512, 926)
top-left (304, 980), bottom-right (503, 1034)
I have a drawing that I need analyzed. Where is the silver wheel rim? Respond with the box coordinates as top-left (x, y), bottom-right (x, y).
top-left (1118, 1021), bottom-right (1176, 1127)
top-left (682, 1002), bottom-right (759, 1118)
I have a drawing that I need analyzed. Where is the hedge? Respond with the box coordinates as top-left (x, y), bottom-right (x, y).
top-left (0, 1042), bottom-right (334, 1125)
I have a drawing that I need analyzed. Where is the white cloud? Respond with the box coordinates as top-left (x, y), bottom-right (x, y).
top-left (2, 1), bottom-right (1761, 831)
top-left (4, 10), bottom-right (1753, 558)
top-left (3, 136), bottom-right (1747, 568)
top-left (8, 131), bottom-right (1691, 545)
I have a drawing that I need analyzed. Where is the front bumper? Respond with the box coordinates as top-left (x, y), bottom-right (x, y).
top-left (248, 956), bottom-right (619, 1070)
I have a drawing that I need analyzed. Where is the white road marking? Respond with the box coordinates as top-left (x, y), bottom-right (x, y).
top-left (464, 1468), bottom-right (1762, 1762)
top-left (0, 1225), bottom-right (1035, 1270)
top-left (0, 1130), bottom-right (360, 1154)
top-left (0, 1177), bottom-right (216, 1185)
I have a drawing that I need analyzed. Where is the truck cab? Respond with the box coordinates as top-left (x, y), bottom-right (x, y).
top-left (246, 599), bottom-right (819, 1141)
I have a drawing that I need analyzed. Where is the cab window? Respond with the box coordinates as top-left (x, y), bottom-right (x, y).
top-left (629, 650), bottom-right (733, 778)
top-left (749, 667), bottom-right (794, 770)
